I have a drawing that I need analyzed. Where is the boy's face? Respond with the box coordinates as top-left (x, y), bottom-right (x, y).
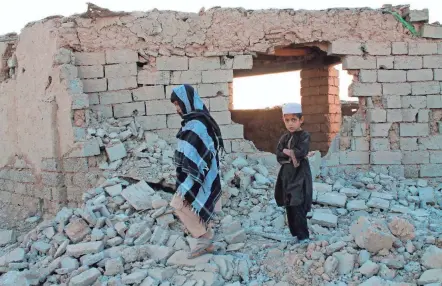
top-left (283, 114), bottom-right (303, 132)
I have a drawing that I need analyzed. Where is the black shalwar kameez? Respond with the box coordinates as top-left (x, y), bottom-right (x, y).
top-left (274, 130), bottom-right (313, 240)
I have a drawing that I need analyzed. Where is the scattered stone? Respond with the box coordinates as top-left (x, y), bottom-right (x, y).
top-left (70, 268), bottom-right (101, 286)
top-left (121, 181), bottom-right (155, 210)
top-left (0, 271), bottom-right (28, 286)
top-left (347, 200), bottom-right (368, 211)
top-left (32, 241), bottom-right (51, 254)
top-left (65, 218), bottom-right (91, 243)
top-left (314, 183), bottom-right (333, 193)
top-left (0, 230), bottom-right (16, 246)
top-left (418, 269), bottom-right (442, 285)
top-left (359, 260), bottom-right (379, 277)
top-left (333, 252), bottom-right (355, 275)
top-left (122, 270), bottom-right (148, 284)
top-left (7, 248), bottom-right (25, 263)
top-left (324, 256), bottom-right (339, 275)
top-left (317, 193), bottom-right (347, 208)
top-left (167, 250), bottom-right (212, 267)
top-left (350, 216), bottom-right (394, 253)
top-left (388, 217), bottom-right (415, 241)
top-left (105, 184), bottom-right (123, 197)
top-left (326, 241), bottom-right (347, 255)
top-left (60, 256), bottom-right (79, 273)
top-left (418, 187), bottom-right (435, 205)
top-left (311, 212), bottom-right (338, 228)
top-left (340, 188), bottom-right (360, 197)
top-left (366, 198), bottom-right (390, 210)
top-left (106, 142), bottom-right (127, 162)
top-left (66, 241), bottom-right (105, 257)
top-left (421, 245), bottom-right (442, 269)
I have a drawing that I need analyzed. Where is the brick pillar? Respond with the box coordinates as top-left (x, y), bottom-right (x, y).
top-left (300, 67), bottom-right (341, 155)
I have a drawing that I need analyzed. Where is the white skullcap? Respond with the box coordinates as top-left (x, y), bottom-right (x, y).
top-left (282, 103), bottom-right (302, 115)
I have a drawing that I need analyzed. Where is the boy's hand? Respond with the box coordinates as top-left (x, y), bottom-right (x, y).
top-left (307, 151), bottom-right (315, 158)
top-left (291, 155), bottom-right (300, 167)
top-left (283, 149), bottom-right (292, 157)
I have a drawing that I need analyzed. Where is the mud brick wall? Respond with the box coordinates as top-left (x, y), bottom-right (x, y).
top-left (301, 67), bottom-right (342, 155)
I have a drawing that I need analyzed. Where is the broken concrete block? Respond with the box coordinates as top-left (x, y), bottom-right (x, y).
top-left (0, 271), bottom-right (28, 286)
top-left (313, 182), bottom-right (332, 193)
top-left (326, 241), bottom-right (347, 255)
top-left (311, 212), bottom-right (338, 228)
top-left (143, 245), bottom-right (174, 261)
top-left (421, 245), bottom-right (442, 269)
top-left (333, 252), bottom-right (355, 275)
top-left (65, 218), bottom-right (91, 243)
top-left (350, 216), bottom-right (394, 253)
top-left (316, 192), bottom-right (347, 207)
top-left (7, 248), bottom-right (25, 263)
top-left (388, 217), bottom-right (415, 241)
top-left (417, 269), bottom-right (442, 285)
top-left (340, 188), bottom-right (360, 197)
top-left (366, 198), bottom-right (390, 210)
top-left (105, 184), bottom-right (122, 197)
top-left (232, 55), bottom-right (253, 69)
top-left (70, 268), bottom-right (101, 286)
top-left (121, 180), bottom-right (155, 210)
top-left (150, 226), bottom-right (169, 245)
top-left (421, 24), bottom-right (442, 39)
top-left (0, 229), bottom-right (16, 246)
top-left (60, 256), bottom-right (79, 273)
top-left (66, 241), bottom-right (104, 257)
top-left (409, 9), bottom-right (429, 22)
top-left (225, 230), bottom-right (247, 244)
top-left (359, 260), bottom-right (380, 278)
top-left (106, 142), bottom-right (127, 162)
top-left (418, 187), bottom-right (435, 204)
top-left (32, 241), bottom-right (51, 254)
top-left (122, 270), bottom-right (148, 284)
top-left (190, 271), bottom-right (224, 286)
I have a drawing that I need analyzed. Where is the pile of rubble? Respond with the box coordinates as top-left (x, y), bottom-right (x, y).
top-left (1, 114), bottom-right (442, 286)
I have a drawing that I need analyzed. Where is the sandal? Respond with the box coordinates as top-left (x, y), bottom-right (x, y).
top-left (187, 243), bottom-right (215, 259)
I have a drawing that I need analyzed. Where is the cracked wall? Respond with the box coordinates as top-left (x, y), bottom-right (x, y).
top-left (1, 4), bottom-right (442, 215)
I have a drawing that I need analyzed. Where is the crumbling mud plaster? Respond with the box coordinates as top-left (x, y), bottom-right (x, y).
top-left (1, 4), bottom-right (442, 214)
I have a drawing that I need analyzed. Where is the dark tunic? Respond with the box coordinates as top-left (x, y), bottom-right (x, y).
top-left (274, 130), bottom-right (313, 213)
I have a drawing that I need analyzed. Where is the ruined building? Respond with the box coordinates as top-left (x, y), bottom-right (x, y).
top-left (0, 4), bottom-right (442, 215)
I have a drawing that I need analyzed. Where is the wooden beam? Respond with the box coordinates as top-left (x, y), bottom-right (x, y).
top-left (273, 48), bottom-right (310, 57)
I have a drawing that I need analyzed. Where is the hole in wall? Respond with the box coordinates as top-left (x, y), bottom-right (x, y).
top-left (230, 46), bottom-right (354, 155)
top-left (22, 68), bottom-right (25, 74)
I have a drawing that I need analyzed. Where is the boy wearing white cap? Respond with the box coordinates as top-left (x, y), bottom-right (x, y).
top-left (274, 103), bottom-right (313, 242)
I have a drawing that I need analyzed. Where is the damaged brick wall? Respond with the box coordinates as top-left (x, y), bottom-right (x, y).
top-left (231, 108), bottom-right (286, 153)
top-left (326, 41), bottom-right (442, 178)
top-left (1, 5), bottom-right (442, 216)
top-left (301, 67), bottom-right (341, 155)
